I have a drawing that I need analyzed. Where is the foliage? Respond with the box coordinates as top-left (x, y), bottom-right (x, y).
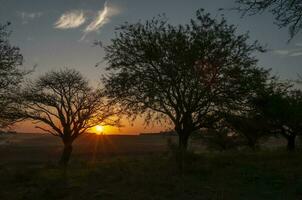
top-left (104, 9), bottom-right (269, 150)
top-left (235, 0), bottom-right (302, 39)
top-left (200, 122), bottom-right (242, 151)
top-left (0, 22), bottom-right (25, 128)
top-left (225, 114), bottom-right (272, 150)
top-left (254, 81), bottom-right (302, 151)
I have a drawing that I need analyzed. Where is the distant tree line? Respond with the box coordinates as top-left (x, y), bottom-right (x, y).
top-left (1, 8), bottom-right (302, 165)
top-left (200, 80), bottom-right (302, 152)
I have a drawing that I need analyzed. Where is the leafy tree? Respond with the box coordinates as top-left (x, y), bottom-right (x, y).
top-left (217, 73), bottom-right (275, 150)
top-left (255, 83), bottom-right (302, 151)
top-left (18, 69), bottom-right (119, 165)
top-left (0, 22), bottom-right (25, 128)
top-left (201, 121), bottom-right (241, 151)
top-left (226, 114), bottom-right (272, 150)
top-left (282, 92), bottom-right (302, 151)
top-left (103, 9), bottom-right (269, 151)
top-left (235, 0), bottom-right (302, 39)
top-left (201, 112), bottom-right (272, 151)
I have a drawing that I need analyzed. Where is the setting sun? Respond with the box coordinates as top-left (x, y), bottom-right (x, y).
top-left (95, 125), bottom-right (104, 134)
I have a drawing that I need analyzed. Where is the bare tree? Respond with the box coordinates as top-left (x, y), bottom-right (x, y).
top-left (0, 22), bottom-right (25, 128)
top-left (19, 69), bottom-right (119, 165)
top-left (235, 0), bottom-right (302, 39)
top-left (103, 9), bottom-right (269, 151)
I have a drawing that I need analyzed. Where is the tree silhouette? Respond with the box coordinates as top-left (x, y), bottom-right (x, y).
top-left (0, 22), bottom-right (25, 128)
top-left (201, 120), bottom-right (241, 151)
top-left (257, 87), bottom-right (302, 151)
top-left (226, 114), bottom-right (272, 150)
top-left (19, 69), bottom-right (119, 165)
top-left (235, 0), bottom-right (302, 39)
top-left (103, 9), bottom-right (269, 151)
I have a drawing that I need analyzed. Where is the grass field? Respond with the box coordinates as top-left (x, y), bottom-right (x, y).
top-left (0, 134), bottom-right (174, 163)
top-left (0, 133), bottom-right (301, 199)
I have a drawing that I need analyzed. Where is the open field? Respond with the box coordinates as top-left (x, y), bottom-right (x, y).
top-left (0, 133), bottom-right (301, 200)
top-left (0, 133), bottom-right (289, 163)
top-left (0, 133), bottom-right (179, 163)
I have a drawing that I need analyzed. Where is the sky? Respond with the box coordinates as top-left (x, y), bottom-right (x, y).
top-left (1, 0), bottom-right (302, 134)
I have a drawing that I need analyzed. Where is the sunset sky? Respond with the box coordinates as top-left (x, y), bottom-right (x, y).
top-left (1, 0), bottom-right (302, 134)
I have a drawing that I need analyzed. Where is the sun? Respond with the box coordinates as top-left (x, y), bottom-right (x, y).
top-left (95, 125), bottom-right (104, 135)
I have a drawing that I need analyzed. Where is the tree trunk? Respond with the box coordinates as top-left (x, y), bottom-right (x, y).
top-left (280, 128), bottom-right (296, 152)
top-left (287, 135), bottom-right (296, 151)
top-left (178, 133), bottom-right (189, 151)
top-left (60, 142), bottom-right (73, 166)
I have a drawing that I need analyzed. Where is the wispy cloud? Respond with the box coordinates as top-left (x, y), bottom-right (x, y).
top-left (18, 11), bottom-right (43, 24)
top-left (274, 50), bottom-right (290, 55)
top-left (290, 52), bottom-right (302, 57)
top-left (54, 10), bottom-right (86, 29)
top-left (82, 1), bottom-right (120, 38)
top-left (273, 43), bottom-right (302, 57)
top-left (295, 43), bottom-right (302, 47)
top-left (53, 1), bottom-right (120, 40)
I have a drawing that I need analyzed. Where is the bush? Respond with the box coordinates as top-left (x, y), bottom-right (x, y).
top-left (200, 128), bottom-right (242, 151)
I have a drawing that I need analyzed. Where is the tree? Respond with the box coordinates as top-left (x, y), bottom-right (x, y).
top-left (257, 87), bottom-right (302, 151)
top-left (103, 9), bottom-right (269, 151)
top-left (226, 114), bottom-right (272, 150)
top-left (200, 121), bottom-right (242, 151)
top-left (0, 22), bottom-right (25, 128)
top-left (19, 69), bottom-right (119, 165)
top-left (235, 0), bottom-right (302, 39)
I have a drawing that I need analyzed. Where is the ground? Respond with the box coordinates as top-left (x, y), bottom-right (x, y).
top-left (0, 133), bottom-right (301, 199)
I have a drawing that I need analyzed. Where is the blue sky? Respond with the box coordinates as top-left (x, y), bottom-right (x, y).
top-left (1, 0), bottom-right (302, 83)
top-left (1, 0), bottom-right (302, 133)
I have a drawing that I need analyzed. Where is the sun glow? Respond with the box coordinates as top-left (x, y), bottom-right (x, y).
top-left (95, 125), bottom-right (104, 135)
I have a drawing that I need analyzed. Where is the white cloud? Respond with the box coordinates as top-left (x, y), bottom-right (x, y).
top-left (273, 43), bottom-right (302, 57)
top-left (290, 52), bottom-right (302, 57)
top-left (274, 50), bottom-right (290, 55)
top-left (83, 1), bottom-right (120, 36)
top-left (53, 2), bottom-right (121, 40)
top-left (54, 10), bottom-right (86, 29)
top-left (18, 12), bottom-right (43, 24)
top-left (295, 42), bottom-right (302, 47)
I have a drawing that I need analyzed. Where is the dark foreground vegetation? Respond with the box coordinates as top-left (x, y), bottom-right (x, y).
top-left (0, 134), bottom-right (301, 200)
top-left (0, 150), bottom-right (302, 200)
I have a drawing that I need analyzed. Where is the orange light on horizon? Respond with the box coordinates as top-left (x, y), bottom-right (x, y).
top-left (91, 125), bottom-right (119, 135)
top-left (95, 125), bottom-right (104, 135)
top-left (14, 117), bottom-right (168, 135)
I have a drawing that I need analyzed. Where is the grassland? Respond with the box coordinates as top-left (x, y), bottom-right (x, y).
top-left (0, 133), bottom-right (301, 199)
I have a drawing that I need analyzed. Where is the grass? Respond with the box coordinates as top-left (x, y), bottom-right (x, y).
top-left (0, 150), bottom-right (302, 200)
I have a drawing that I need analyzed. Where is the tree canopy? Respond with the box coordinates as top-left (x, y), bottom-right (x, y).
top-left (236, 0), bottom-right (302, 39)
top-left (255, 84), bottom-right (302, 151)
top-left (103, 9), bottom-right (269, 150)
top-left (0, 22), bottom-right (25, 128)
